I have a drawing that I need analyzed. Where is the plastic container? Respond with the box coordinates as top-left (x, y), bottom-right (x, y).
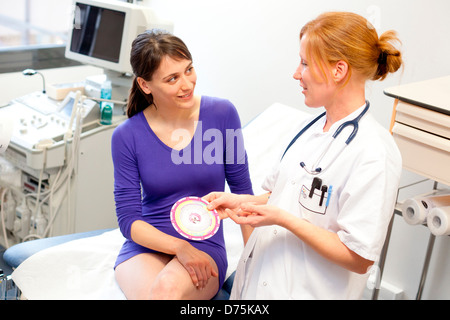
top-left (100, 80), bottom-right (113, 125)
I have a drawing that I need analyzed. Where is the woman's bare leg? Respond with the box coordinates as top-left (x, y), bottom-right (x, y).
top-left (115, 252), bottom-right (219, 300)
top-left (149, 256), bottom-right (219, 300)
top-left (115, 252), bottom-right (171, 300)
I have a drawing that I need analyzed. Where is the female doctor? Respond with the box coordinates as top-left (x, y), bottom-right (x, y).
top-left (205, 11), bottom-right (403, 299)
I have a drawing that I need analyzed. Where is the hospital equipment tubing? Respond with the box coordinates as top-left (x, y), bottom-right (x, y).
top-left (0, 92), bottom-right (86, 246)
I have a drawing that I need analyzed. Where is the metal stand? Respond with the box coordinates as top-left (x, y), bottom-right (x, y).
top-left (415, 233), bottom-right (436, 299)
top-left (371, 214), bottom-right (394, 300)
top-left (372, 180), bottom-right (443, 300)
top-left (415, 181), bottom-right (439, 300)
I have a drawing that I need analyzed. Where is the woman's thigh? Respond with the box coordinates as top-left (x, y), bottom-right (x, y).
top-left (115, 252), bottom-right (172, 300)
top-left (115, 251), bottom-right (220, 300)
top-left (150, 256), bottom-right (219, 300)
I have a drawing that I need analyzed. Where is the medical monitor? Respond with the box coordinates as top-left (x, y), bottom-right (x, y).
top-left (65, 0), bottom-right (173, 75)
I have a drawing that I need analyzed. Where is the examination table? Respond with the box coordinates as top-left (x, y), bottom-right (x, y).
top-left (3, 228), bottom-right (235, 299)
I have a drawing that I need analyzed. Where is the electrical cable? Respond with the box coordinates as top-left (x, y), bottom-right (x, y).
top-left (21, 93), bottom-right (85, 241)
top-left (0, 188), bottom-right (10, 248)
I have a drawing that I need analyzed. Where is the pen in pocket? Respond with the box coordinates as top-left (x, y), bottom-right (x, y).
top-left (325, 185), bottom-right (333, 207)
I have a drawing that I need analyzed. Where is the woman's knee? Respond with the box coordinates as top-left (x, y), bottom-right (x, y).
top-left (115, 252), bottom-right (172, 300)
top-left (149, 270), bottom-right (184, 299)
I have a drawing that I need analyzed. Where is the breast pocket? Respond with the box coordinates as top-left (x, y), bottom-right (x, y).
top-left (299, 185), bottom-right (328, 215)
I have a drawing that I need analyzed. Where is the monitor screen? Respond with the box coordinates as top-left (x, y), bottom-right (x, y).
top-left (70, 3), bottom-right (125, 63)
top-left (65, 0), bottom-right (173, 76)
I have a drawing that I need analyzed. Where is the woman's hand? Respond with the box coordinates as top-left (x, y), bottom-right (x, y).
top-left (203, 192), bottom-right (271, 220)
top-left (174, 241), bottom-right (218, 290)
top-left (203, 192), bottom-right (245, 219)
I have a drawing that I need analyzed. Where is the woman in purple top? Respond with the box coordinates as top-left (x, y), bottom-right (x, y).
top-left (112, 30), bottom-right (253, 299)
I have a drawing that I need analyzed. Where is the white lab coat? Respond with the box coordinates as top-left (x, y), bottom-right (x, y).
top-left (230, 105), bottom-right (402, 300)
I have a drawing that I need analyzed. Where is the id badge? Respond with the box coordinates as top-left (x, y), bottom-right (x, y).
top-left (299, 185), bottom-right (328, 215)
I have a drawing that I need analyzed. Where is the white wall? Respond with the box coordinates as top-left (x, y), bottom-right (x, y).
top-left (144, 0), bottom-right (450, 299)
top-left (145, 0), bottom-right (450, 126)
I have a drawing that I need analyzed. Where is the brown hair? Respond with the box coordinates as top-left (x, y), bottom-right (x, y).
top-left (126, 29), bottom-right (193, 118)
top-left (300, 12), bottom-right (402, 83)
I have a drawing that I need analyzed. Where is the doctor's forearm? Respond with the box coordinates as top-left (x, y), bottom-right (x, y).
top-left (235, 193), bottom-right (270, 245)
top-left (279, 213), bottom-right (374, 274)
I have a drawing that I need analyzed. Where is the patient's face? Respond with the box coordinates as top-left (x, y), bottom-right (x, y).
top-left (139, 56), bottom-right (197, 111)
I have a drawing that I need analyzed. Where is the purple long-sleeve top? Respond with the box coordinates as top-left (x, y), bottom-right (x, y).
top-left (111, 96), bottom-right (253, 287)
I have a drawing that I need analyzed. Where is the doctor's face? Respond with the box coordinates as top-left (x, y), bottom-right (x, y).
top-left (293, 35), bottom-right (335, 108)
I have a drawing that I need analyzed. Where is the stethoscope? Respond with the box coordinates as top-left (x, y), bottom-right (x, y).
top-left (281, 101), bottom-right (370, 176)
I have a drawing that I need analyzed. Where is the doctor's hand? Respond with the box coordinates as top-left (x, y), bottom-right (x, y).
top-left (228, 203), bottom-right (285, 228)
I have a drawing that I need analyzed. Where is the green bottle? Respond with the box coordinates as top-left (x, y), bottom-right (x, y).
top-left (100, 80), bottom-right (113, 125)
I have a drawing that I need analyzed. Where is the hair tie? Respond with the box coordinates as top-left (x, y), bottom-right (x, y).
top-left (378, 51), bottom-right (387, 65)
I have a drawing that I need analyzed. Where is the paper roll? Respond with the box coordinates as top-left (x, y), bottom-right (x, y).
top-left (402, 194), bottom-right (450, 225)
top-left (427, 206), bottom-right (450, 236)
top-left (402, 198), bottom-right (428, 225)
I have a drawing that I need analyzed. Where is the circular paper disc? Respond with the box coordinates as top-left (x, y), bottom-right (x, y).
top-left (170, 196), bottom-right (220, 240)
